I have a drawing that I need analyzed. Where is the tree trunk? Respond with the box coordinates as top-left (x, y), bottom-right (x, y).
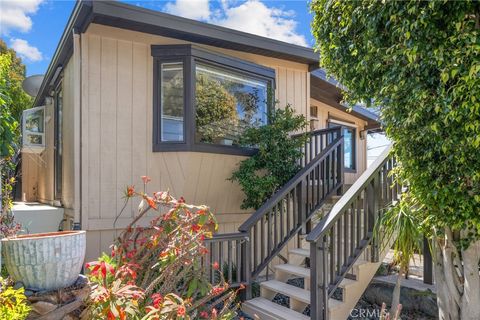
top-left (435, 227), bottom-right (480, 320)
top-left (390, 266), bottom-right (404, 318)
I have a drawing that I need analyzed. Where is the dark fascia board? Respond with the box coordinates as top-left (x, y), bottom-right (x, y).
top-left (91, 1), bottom-right (319, 65)
top-left (310, 72), bottom-right (381, 127)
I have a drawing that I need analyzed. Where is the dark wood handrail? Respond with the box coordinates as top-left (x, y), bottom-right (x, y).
top-left (307, 144), bottom-right (403, 320)
top-left (306, 145), bottom-right (394, 242)
top-left (239, 136), bottom-right (344, 232)
top-left (204, 127), bottom-right (345, 299)
top-left (291, 127), bottom-right (341, 139)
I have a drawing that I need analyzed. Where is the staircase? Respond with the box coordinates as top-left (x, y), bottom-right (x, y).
top-left (203, 129), bottom-right (400, 320)
top-left (242, 228), bottom-right (390, 320)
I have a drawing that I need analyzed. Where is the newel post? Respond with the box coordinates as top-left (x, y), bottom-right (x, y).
top-left (310, 238), bottom-right (328, 320)
top-left (240, 231), bottom-right (252, 300)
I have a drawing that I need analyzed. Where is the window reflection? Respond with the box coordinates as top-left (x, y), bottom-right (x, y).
top-left (161, 62), bottom-right (184, 142)
top-left (195, 63), bottom-right (268, 146)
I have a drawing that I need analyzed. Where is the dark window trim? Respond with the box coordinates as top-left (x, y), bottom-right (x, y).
top-left (327, 119), bottom-right (357, 173)
top-left (152, 44), bottom-right (275, 156)
top-left (54, 77), bottom-right (64, 200)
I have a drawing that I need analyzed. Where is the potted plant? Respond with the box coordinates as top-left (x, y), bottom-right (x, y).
top-left (1, 179), bottom-right (86, 291)
top-left (2, 230), bottom-right (86, 291)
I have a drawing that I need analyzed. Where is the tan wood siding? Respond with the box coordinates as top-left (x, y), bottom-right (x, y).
top-left (80, 24), bottom-right (311, 259)
top-left (21, 152), bottom-right (39, 201)
top-left (310, 98), bottom-right (368, 184)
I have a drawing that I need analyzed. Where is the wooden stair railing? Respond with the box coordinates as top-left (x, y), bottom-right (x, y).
top-left (306, 144), bottom-right (401, 320)
top-left (203, 127), bottom-right (344, 298)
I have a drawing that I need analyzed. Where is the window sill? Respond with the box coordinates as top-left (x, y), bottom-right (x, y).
top-left (153, 143), bottom-right (257, 156)
top-left (344, 168), bottom-right (357, 174)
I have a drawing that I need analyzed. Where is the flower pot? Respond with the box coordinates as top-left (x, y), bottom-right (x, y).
top-left (1, 231), bottom-right (86, 290)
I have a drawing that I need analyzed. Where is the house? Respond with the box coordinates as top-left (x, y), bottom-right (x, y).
top-left (20, 1), bottom-right (390, 319)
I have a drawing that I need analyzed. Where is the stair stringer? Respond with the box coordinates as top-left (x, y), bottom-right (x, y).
top-left (328, 238), bottom-right (394, 320)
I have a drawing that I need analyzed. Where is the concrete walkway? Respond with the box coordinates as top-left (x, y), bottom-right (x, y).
top-left (377, 250), bottom-right (436, 293)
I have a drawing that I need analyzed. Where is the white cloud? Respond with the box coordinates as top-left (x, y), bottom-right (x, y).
top-left (163, 0), bottom-right (307, 46)
top-left (213, 0), bottom-right (307, 46)
top-left (164, 0), bottom-right (211, 20)
top-left (0, 0), bottom-right (43, 35)
top-left (10, 38), bottom-right (43, 62)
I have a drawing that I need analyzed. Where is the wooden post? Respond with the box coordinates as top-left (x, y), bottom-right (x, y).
top-left (310, 239), bottom-right (328, 320)
top-left (241, 232), bottom-right (252, 300)
top-left (423, 236), bottom-right (433, 284)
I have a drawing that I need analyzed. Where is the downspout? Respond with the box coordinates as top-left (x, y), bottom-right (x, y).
top-left (72, 29), bottom-right (82, 230)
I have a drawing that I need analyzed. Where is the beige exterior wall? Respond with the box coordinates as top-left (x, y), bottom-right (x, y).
top-left (80, 24), bottom-right (311, 260)
top-left (310, 98), bottom-right (368, 185)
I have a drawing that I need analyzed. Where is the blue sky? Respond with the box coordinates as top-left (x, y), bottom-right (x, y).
top-left (0, 0), bottom-right (315, 76)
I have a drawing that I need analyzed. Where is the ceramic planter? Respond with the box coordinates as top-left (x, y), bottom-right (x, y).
top-left (1, 231), bottom-right (86, 291)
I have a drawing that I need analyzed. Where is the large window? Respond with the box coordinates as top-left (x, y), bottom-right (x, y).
top-left (195, 63), bottom-right (268, 146)
top-left (328, 121), bottom-right (356, 171)
top-left (152, 45), bottom-right (274, 155)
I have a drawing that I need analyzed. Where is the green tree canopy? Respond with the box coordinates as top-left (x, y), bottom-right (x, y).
top-left (0, 40), bottom-right (32, 122)
top-left (311, 2), bottom-right (480, 318)
top-left (0, 53), bottom-right (18, 158)
top-left (311, 0), bottom-right (479, 236)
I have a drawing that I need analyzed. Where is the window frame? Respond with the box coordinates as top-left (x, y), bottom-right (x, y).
top-left (22, 105), bottom-right (46, 151)
top-left (152, 45), bottom-right (275, 155)
top-left (54, 79), bottom-right (63, 200)
top-left (327, 119), bottom-right (357, 173)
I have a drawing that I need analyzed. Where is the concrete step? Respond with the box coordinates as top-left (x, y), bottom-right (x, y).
top-left (242, 297), bottom-right (310, 320)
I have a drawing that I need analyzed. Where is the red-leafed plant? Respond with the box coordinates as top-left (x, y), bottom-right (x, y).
top-left (85, 177), bottom-right (240, 320)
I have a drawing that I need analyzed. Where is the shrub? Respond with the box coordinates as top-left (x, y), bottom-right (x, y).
top-left (85, 176), bottom-right (241, 320)
top-left (0, 277), bottom-right (31, 320)
top-left (229, 105), bottom-right (308, 210)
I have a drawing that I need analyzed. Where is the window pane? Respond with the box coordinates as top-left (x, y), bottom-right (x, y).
top-left (161, 62), bottom-right (184, 142)
top-left (26, 133), bottom-right (43, 145)
top-left (343, 127), bottom-right (354, 169)
top-left (195, 63), bottom-right (268, 146)
top-left (327, 123), bottom-right (355, 170)
top-left (25, 109), bottom-right (44, 134)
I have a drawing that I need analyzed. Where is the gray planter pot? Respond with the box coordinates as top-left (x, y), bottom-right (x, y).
top-left (1, 231), bottom-right (86, 290)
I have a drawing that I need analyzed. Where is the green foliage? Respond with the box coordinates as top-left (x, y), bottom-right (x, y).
top-left (311, 1), bottom-right (480, 242)
top-left (0, 53), bottom-right (19, 158)
top-left (230, 105), bottom-right (307, 210)
top-left (0, 277), bottom-right (31, 320)
top-left (86, 179), bottom-right (239, 320)
top-left (0, 40), bottom-right (32, 122)
top-left (195, 74), bottom-right (238, 143)
top-left (375, 194), bottom-right (423, 272)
